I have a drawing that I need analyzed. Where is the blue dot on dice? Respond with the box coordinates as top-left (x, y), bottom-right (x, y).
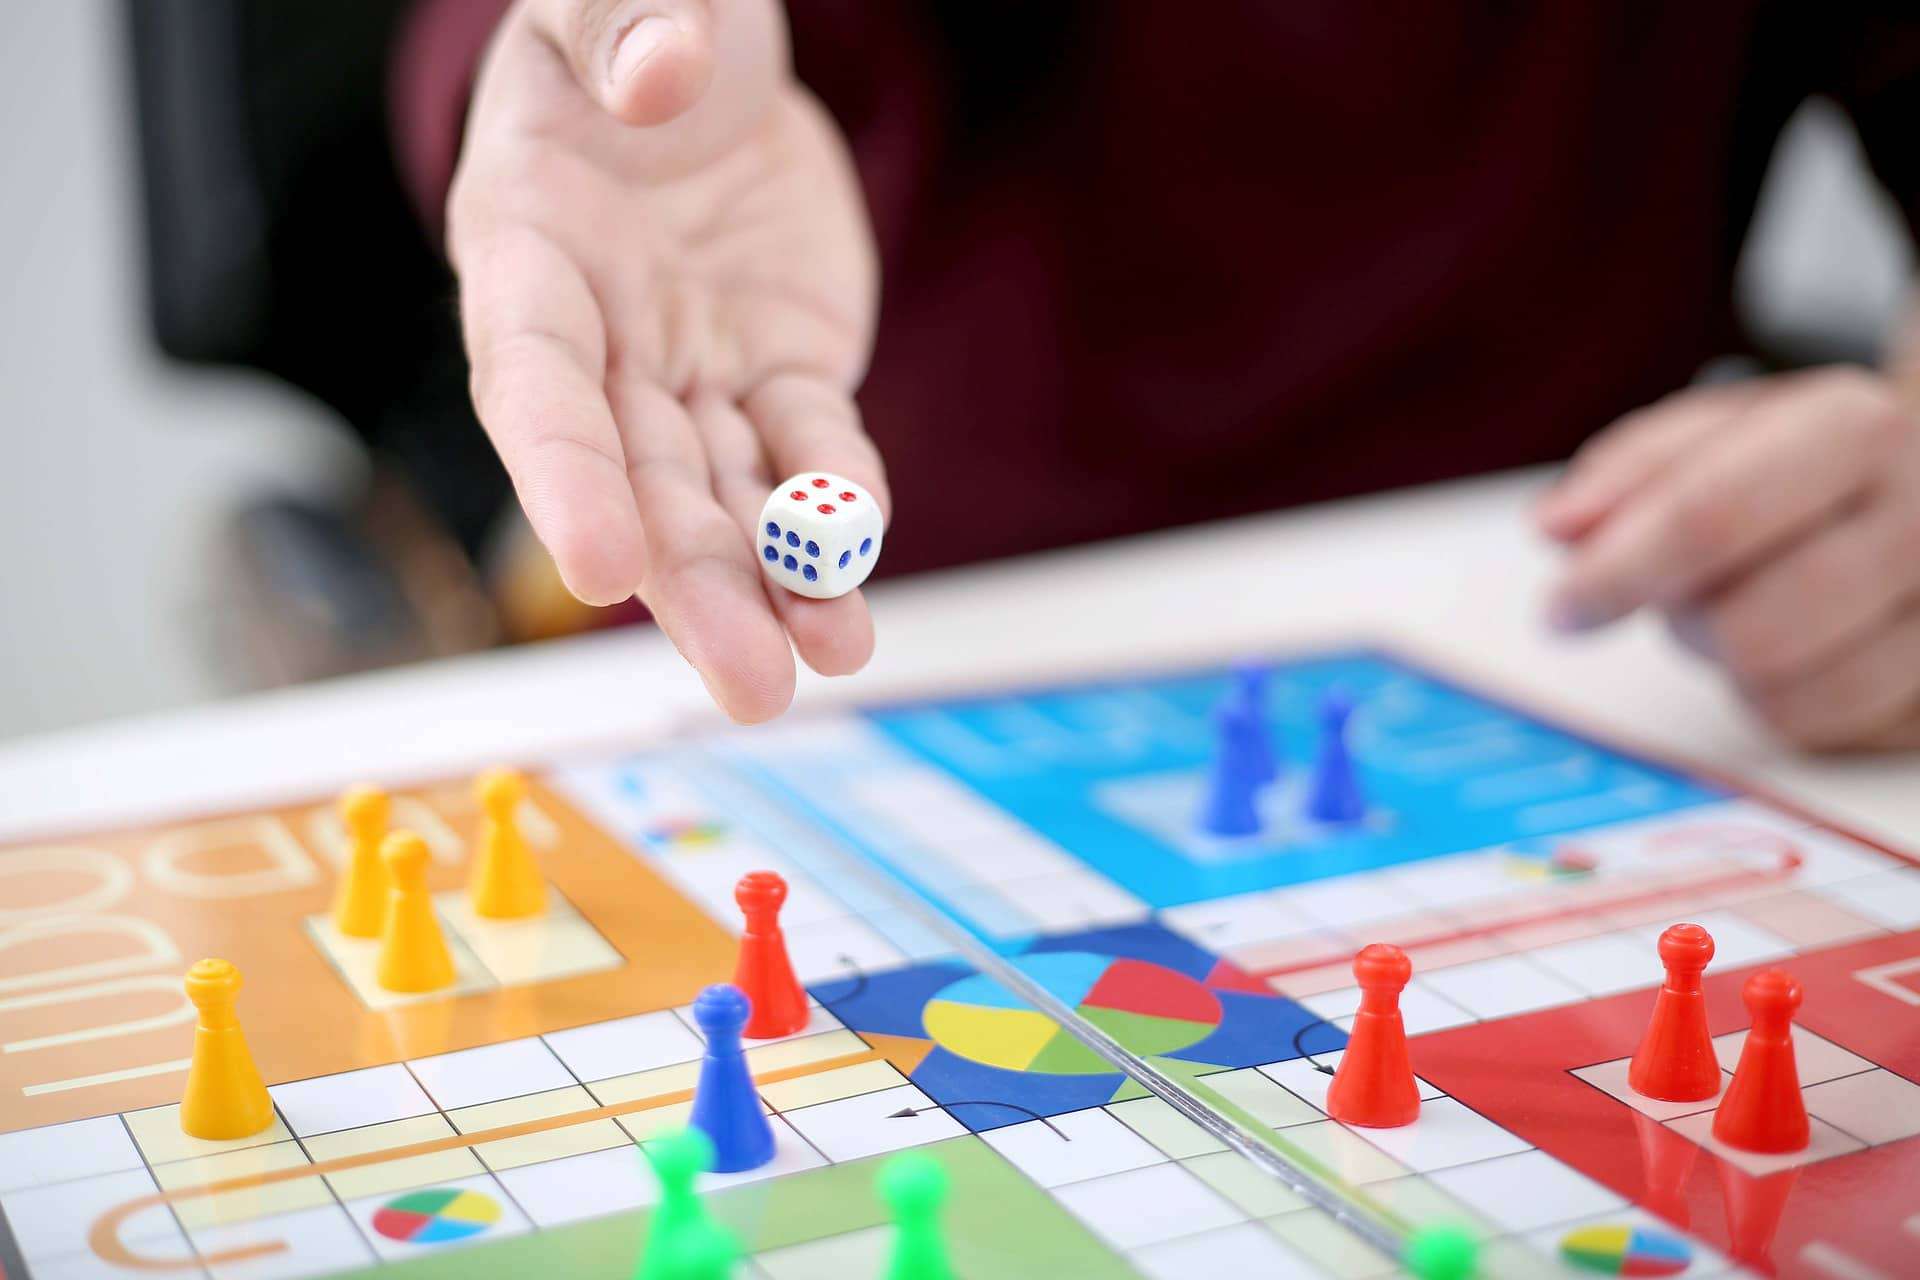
top-left (765, 521), bottom-right (779, 537)
top-left (786, 531), bottom-right (799, 548)
top-left (803, 564), bottom-right (818, 581)
top-left (839, 550), bottom-right (851, 568)
top-left (763, 545), bottom-right (777, 562)
top-left (783, 554), bottom-right (797, 570)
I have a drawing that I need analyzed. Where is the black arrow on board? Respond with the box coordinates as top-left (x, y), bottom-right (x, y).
top-left (890, 1101), bottom-right (1071, 1141)
top-left (1292, 1017), bottom-right (1340, 1074)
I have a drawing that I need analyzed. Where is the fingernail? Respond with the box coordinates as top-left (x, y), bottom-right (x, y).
top-left (608, 14), bottom-right (675, 88)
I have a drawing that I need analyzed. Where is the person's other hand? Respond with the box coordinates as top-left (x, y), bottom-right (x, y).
top-left (449, 0), bottom-right (882, 722)
top-left (1537, 368), bottom-right (1920, 750)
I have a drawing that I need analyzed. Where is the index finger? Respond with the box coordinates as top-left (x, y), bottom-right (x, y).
top-left (455, 224), bottom-right (649, 606)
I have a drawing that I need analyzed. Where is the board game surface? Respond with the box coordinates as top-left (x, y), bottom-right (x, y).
top-left (3, 648), bottom-right (1918, 1280)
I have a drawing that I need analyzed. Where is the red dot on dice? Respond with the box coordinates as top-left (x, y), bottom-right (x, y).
top-left (788, 490), bottom-right (805, 500)
top-left (811, 477), bottom-right (829, 488)
top-left (839, 491), bottom-right (857, 502)
top-left (817, 503), bottom-right (836, 514)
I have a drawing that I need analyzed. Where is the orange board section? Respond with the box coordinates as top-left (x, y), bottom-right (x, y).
top-left (0, 776), bottom-right (736, 1131)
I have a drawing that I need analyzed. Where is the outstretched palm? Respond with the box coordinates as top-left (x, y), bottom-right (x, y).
top-left (450, 0), bottom-right (882, 722)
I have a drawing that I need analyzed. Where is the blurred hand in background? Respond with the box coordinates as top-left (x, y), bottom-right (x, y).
top-left (1540, 356), bottom-right (1920, 750)
top-left (449, 0), bottom-right (885, 723)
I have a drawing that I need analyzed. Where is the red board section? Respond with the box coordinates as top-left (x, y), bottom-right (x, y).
top-left (1414, 928), bottom-right (1920, 1279)
top-left (1082, 958), bottom-right (1222, 1023)
top-left (1204, 957), bottom-right (1274, 996)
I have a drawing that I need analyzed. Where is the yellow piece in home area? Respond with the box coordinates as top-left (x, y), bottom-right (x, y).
top-left (331, 784), bottom-right (391, 938)
top-left (179, 959), bottom-right (275, 1140)
top-left (377, 831), bottom-right (456, 993)
top-left (468, 766), bottom-right (545, 919)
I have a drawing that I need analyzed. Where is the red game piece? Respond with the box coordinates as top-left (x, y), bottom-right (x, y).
top-left (1712, 969), bottom-right (1809, 1153)
top-left (1628, 923), bottom-right (1720, 1102)
top-left (1325, 943), bottom-right (1420, 1128)
top-left (733, 871), bottom-right (808, 1039)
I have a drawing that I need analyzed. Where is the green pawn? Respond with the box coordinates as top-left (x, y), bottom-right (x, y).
top-left (879, 1151), bottom-right (953, 1280)
top-left (637, 1129), bottom-right (718, 1280)
top-left (1403, 1223), bottom-right (1478, 1280)
top-left (660, 1216), bottom-right (738, 1280)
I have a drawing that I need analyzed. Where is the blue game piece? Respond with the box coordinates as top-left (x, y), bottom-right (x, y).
top-left (1228, 663), bottom-right (1280, 784)
top-left (1305, 689), bottom-right (1366, 823)
top-left (1198, 700), bottom-right (1266, 837)
top-left (687, 984), bottom-right (775, 1172)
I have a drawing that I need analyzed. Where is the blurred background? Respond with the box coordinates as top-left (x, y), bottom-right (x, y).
top-left (0, 2), bottom-right (1913, 742)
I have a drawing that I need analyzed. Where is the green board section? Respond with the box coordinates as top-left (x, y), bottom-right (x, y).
top-left (1027, 1026), bottom-right (1113, 1075)
top-left (329, 1136), bottom-right (1140, 1280)
top-left (1077, 1006), bottom-right (1215, 1057)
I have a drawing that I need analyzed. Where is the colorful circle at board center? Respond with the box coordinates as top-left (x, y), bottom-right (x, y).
top-left (921, 952), bottom-right (1223, 1074)
top-left (1557, 1223), bottom-right (1693, 1276)
top-left (372, 1187), bottom-right (503, 1244)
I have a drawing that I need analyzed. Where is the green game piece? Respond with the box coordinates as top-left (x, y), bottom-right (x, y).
top-left (638, 1129), bottom-right (718, 1280)
top-left (879, 1151), bottom-right (953, 1280)
top-left (1403, 1223), bottom-right (1478, 1280)
top-left (659, 1216), bottom-right (739, 1280)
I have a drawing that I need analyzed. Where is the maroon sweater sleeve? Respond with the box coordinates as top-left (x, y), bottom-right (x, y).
top-left (388, 0), bottom-right (514, 244)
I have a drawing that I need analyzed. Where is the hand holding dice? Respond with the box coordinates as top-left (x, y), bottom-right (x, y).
top-left (758, 473), bottom-right (884, 600)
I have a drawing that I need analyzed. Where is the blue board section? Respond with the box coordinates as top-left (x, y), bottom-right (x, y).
top-left (860, 649), bottom-right (1723, 910)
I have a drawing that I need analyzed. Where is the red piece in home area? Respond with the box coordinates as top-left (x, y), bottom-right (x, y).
top-left (1325, 943), bottom-right (1420, 1128)
top-left (1628, 923), bottom-right (1721, 1102)
top-left (1712, 969), bottom-right (1810, 1153)
top-left (733, 871), bottom-right (808, 1039)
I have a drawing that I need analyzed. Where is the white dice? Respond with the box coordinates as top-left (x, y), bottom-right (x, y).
top-left (756, 472), bottom-right (884, 599)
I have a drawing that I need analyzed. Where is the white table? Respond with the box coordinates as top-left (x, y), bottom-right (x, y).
top-left (2, 468), bottom-right (1914, 848)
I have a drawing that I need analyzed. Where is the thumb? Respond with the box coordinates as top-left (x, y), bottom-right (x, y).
top-left (530, 0), bottom-right (715, 126)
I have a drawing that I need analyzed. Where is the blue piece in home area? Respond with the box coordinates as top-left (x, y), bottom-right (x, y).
top-left (1197, 698), bottom-right (1267, 837)
top-left (1305, 689), bottom-right (1366, 823)
top-left (687, 984), bottom-right (774, 1172)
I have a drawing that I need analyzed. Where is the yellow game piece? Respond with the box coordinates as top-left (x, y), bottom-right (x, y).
top-left (468, 766), bottom-right (545, 919)
top-left (377, 830), bottom-right (457, 992)
top-left (179, 958), bottom-right (274, 1140)
top-left (330, 784), bottom-right (391, 938)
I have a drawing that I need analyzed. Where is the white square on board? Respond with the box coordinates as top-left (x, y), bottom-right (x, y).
top-left (1159, 892), bottom-right (1317, 951)
top-left (1052, 1163), bottom-right (1242, 1250)
top-left (0, 1168), bottom-right (183, 1264)
top-left (1529, 931), bottom-right (1661, 997)
top-left (684, 1115), bottom-right (826, 1194)
top-left (1302, 982), bottom-right (1476, 1036)
top-left (1427, 1149), bottom-right (1627, 1233)
top-left (782, 917), bottom-right (906, 986)
top-left (1001, 869), bottom-right (1148, 931)
top-left (1665, 1110), bottom-right (1863, 1177)
top-left (1272, 1120), bottom-right (1405, 1185)
top-left (1383, 851), bottom-right (1526, 910)
top-left (978, 1107), bottom-right (1166, 1187)
top-left (1626, 911), bottom-right (1792, 971)
top-left (495, 1144), bottom-right (657, 1228)
top-left (270, 1064), bottom-right (435, 1137)
top-left (1709, 1025), bottom-right (1871, 1086)
top-left (1820, 869), bottom-right (1920, 928)
top-left (1420, 954), bottom-right (1584, 1020)
top-left (191, 1202), bottom-right (376, 1280)
top-left (343, 1171), bottom-right (529, 1262)
top-left (543, 1010), bottom-right (702, 1082)
top-left (1345, 1097), bottom-right (1530, 1173)
top-left (673, 998), bottom-right (844, 1049)
top-left (1135, 1220), bottom-right (1322, 1279)
top-left (1570, 1056), bottom-right (1725, 1123)
top-left (0, 1115), bottom-right (142, 1194)
top-left (781, 1085), bottom-right (964, 1163)
top-left (1257, 1055), bottom-right (1442, 1116)
top-left (408, 1038), bottom-right (574, 1111)
top-left (1801, 1070), bottom-right (1920, 1146)
top-left (1279, 875), bottom-right (1421, 930)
